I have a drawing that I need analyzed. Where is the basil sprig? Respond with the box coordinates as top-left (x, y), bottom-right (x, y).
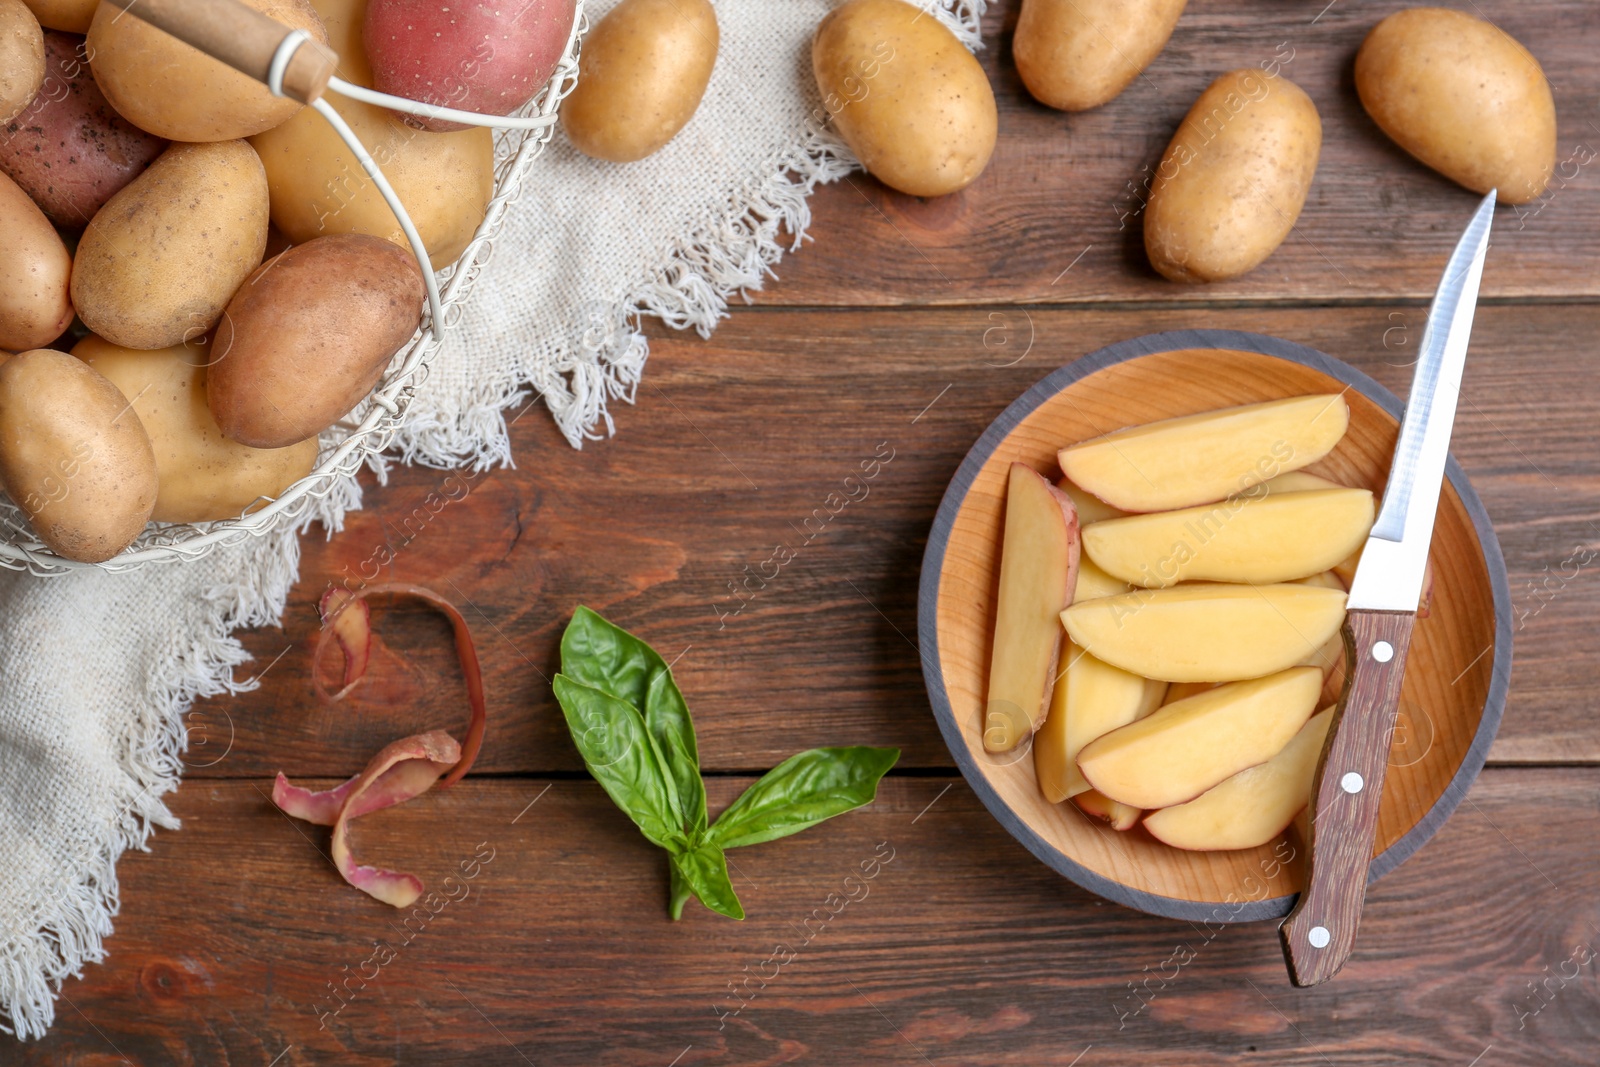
top-left (554, 607), bottom-right (899, 920)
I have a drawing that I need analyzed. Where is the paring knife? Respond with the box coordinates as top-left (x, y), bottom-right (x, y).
top-left (1279, 190), bottom-right (1497, 987)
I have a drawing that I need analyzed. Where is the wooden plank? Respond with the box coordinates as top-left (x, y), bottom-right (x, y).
top-left (756, 0), bottom-right (1600, 306)
top-left (19, 770), bottom-right (1599, 1065)
top-left (186, 303), bottom-right (1600, 775)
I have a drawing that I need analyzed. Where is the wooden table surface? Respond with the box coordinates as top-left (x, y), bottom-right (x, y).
top-left (25, 2), bottom-right (1600, 1063)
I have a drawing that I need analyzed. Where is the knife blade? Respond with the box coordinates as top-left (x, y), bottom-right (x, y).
top-left (1278, 190), bottom-right (1496, 987)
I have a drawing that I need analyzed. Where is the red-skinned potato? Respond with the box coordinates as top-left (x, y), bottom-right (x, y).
top-left (0, 168), bottom-right (72, 350)
top-left (364, 0), bottom-right (576, 133)
top-left (0, 0), bottom-right (44, 124)
top-left (0, 31), bottom-right (167, 228)
top-left (0, 348), bottom-right (157, 562)
top-left (208, 234), bottom-right (424, 449)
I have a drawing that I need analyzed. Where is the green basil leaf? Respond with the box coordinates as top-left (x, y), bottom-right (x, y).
top-left (561, 607), bottom-right (705, 835)
top-left (645, 668), bottom-right (707, 835)
top-left (706, 747), bottom-right (900, 850)
top-left (670, 844), bottom-right (744, 920)
top-left (552, 674), bottom-right (687, 852)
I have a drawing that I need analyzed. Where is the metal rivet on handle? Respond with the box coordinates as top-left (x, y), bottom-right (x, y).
top-left (1371, 640), bottom-right (1395, 663)
top-left (1308, 926), bottom-right (1331, 949)
top-left (1341, 772), bottom-right (1365, 794)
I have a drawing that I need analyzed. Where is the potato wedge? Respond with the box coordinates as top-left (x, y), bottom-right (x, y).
top-left (1261, 470), bottom-right (1344, 494)
top-left (1071, 788), bottom-right (1142, 831)
top-left (1061, 582), bottom-right (1347, 682)
top-left (1074, 555), bottom-right (1131, 601)
top-left (1144, 706), bottom-right (1333, 851)
top-left (1083, 487), bottom-right (1374, 587)
top-left (1057, 394), bottom-right (1350, 513)
top-left (1056, 476), bottom-right (1128, 525)
top-left (1034, 641), bottom-right (1165, 802)
top-left (1077, 667), bottom-right (1321, 809)
top-left (984, 463), bottom-right (1080, 752)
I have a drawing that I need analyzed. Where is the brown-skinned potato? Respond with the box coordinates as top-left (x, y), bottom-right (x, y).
top-left (74, 335), bottom-right (319, 523)
top-left (812, 0), bottom-right (997, 198)
top-left (560, 0), bottom-right (719, 163)
top-left (86, 0), bottom-right (328, 141)
top-left (1013, 0), bottom-right (1186, 112)
top-left (70, 140), bottom-right (269, 351)
top-left (208, 234), bottom-right (424, 449)
top-left (0, 348), bottom-right (158, 562)
top-left (0, 0), bottom-right (44, 123)
top-left (1144, 69), bottom-right (1321, 283)
top-left (1355, 8), bottom-right (1556, 204)
top-left (0, 168), bottom-right (73, 350)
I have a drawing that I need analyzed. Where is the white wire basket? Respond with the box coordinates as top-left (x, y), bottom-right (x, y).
top-left (0, 2), bottom-right (587, 576)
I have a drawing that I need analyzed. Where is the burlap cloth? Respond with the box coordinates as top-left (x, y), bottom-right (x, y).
top-left (0, 0), bottom-right (982, 1038)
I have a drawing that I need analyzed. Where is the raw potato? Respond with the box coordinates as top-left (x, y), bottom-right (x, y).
top-left (18, 0), bottom-right (93, 32)
top-left (1057, 477), bottom-right (1127, 525)
top-left (1083, 487), bottom-right (1375, 587)
top-left (1061, 582), bottom-right (1348, 683)
top-left (985, 463), bottom-right (1080, 753)
top-left (1058, 394), bottom-right (1350, 513)
top-left (71, 140), bottom-right (269, 350)
top-left (0, 348), bottom-right (157, 562)
top-left (1013, 0), bottom-right (1185, 111)
top-left (1145, 69), bottom-right (1321, 283)
top-left (560, 0), bottom-right (717, 163)
top-left (1034, 640), bottom-right (1165, 802)
top-left (0, 31), bottom-right (168, 228)
top-left (73, 335), bottom-right (319, 523)
top-left (1074, 555), bottom-right (1130, 601)
top-left (0, 168), bottom-right (73, 350)
top-left (87, 0), bottom-right (329, 141)
top-left (1077, 667), bottom-right (1321, 809)
top-left (1356, 8), bottom-right (1555, 204)
top-left (0, 0), bottom-right (43, 123)
top-left (250, 0), bottom-right (495, 267)
top-left (812, 0), bottom-right (996, 198)
top-left (1260, 470), bottom-right (1343, 494)
top-left (209, 234), bottom-right (424, 449)
top-left (1145, 707), bottom-right (1333, 851)
top-left (365, 0), bottom-right (576, 133)
top-left (1072, 789), bottom-right (1141, 831)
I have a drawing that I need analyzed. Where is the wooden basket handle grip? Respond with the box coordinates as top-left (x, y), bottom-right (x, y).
top-left (98, 0), bottom-right (338, 104)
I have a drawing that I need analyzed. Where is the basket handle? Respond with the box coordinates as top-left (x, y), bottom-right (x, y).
top-left (99, 0), bottom-right (338, 104)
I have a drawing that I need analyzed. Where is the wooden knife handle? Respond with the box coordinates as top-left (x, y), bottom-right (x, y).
top-left (98, 0), bottom-right (338, 104)
top-left (1279, 608), bottom-right (1416, 986)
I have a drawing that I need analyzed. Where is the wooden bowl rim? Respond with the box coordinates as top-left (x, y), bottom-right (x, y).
top-left (916, 329), bottom-right (1513, 923)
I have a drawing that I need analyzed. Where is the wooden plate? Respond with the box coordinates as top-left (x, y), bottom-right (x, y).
top-left (917, 330), bottom-right (1512, 923)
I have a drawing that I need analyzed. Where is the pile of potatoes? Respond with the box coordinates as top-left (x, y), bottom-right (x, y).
top-left (985, 395), bottom-right (1403, 852)
top-left (812, 0), bottom-right (1555, 283)
top-left (0, 0), bottom-right (577, 562)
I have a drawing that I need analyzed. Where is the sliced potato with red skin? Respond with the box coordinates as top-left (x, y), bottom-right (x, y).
top-left (985, 463), bottom-right (1080, 752)
top-left (1062, 582), bottom-right (1347, 683)
top-left (1145, 706), bottom-right (1334, 851)
top-left (1078, 666), bottom-right (1321, 809)
top-left (1057, 394), bottom-right (1350, 513)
